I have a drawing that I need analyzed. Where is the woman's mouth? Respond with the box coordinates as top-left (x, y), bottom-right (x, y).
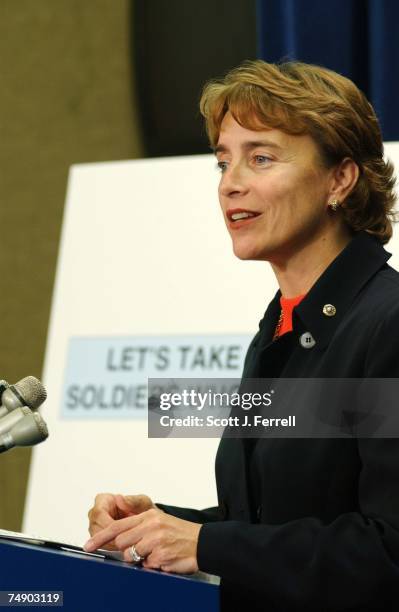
top-left (227, 208), bottom-right (261, 229)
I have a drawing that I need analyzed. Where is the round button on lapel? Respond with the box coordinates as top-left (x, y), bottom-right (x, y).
top-left (299, 332), bottom-right (316, 348)
top-left (323, 304), bottom-right (336, 317)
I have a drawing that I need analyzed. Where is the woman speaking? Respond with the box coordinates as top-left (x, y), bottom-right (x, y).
top-left (84, 60), bottom-right (399, 611)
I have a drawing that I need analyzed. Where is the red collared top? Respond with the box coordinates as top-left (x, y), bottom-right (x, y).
top-left (277, 294), bottom-right (306, 337)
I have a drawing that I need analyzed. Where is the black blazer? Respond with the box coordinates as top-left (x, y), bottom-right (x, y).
top-left (159, 232), bottom-right (399, 611)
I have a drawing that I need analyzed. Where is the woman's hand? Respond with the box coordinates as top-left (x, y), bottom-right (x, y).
top-left (84, 507), bottom-right (201, 574)
top-left (87, 493), bottom-right (156, 550)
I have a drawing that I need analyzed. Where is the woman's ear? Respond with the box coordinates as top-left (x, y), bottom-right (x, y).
top-left (328, 158), bottom-right (360, 204)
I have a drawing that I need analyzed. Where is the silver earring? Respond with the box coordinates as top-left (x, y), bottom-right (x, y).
top-left (328, 199), bottom-right (339, 211)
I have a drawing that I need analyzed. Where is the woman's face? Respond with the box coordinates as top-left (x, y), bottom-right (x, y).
top-left (216, 112), bottom-right (337, 263)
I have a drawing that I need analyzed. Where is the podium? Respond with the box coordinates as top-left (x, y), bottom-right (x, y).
top-left (0, 538), bottom-right (219, 611)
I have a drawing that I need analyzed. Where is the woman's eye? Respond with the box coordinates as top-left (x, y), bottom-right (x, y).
top-left (253, 155), bottom-right (271, 165)
top-left (216, 160), bottom-right (228, 173)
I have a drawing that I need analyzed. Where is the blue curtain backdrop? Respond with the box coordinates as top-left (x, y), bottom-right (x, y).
top-left (256, 0), bottom-right (399, 141)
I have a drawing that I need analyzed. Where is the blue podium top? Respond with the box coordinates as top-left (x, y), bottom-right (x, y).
top-left (0, 538), bottom-right (219, 611)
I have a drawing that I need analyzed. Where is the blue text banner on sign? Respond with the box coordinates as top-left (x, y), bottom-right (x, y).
top-left (61, 335), bottom-right (252, 419)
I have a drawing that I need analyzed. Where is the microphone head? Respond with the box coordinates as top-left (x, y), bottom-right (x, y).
top-left (10, 412), bottom-right (49, 447)
top-left (14, 376), bottom-right (47, 409)
top-left (0, 380), bottom-right (9, 392)
top-left (0, 380), bottom-right (10, 413)
top-left (0, 406), bottom-right (32, 436)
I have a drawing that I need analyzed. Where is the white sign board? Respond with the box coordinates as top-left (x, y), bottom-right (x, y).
top-left (23, 155), bottom-right (271, 543)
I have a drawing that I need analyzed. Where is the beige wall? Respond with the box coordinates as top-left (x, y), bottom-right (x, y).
top-left (0, 0), bottom-right (143, 530)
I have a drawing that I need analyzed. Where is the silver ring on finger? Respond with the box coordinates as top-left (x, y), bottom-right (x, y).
top-left (129, 544), bottom-right (145, 564)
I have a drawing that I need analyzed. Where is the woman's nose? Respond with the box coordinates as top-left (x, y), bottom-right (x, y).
top-left (219, 164), bottom-right (250, 198)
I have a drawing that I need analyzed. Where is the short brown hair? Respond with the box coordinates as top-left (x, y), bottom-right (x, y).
top-left (200, 60), bottom-right (396, 244)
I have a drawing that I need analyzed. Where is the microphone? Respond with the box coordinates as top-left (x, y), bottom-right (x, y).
top-left (0, 412), bottom-right (49, 454)
top-left (0, 406), bottom-right (32, 436)
top-left (0, 376), bottom-right (47, 418)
